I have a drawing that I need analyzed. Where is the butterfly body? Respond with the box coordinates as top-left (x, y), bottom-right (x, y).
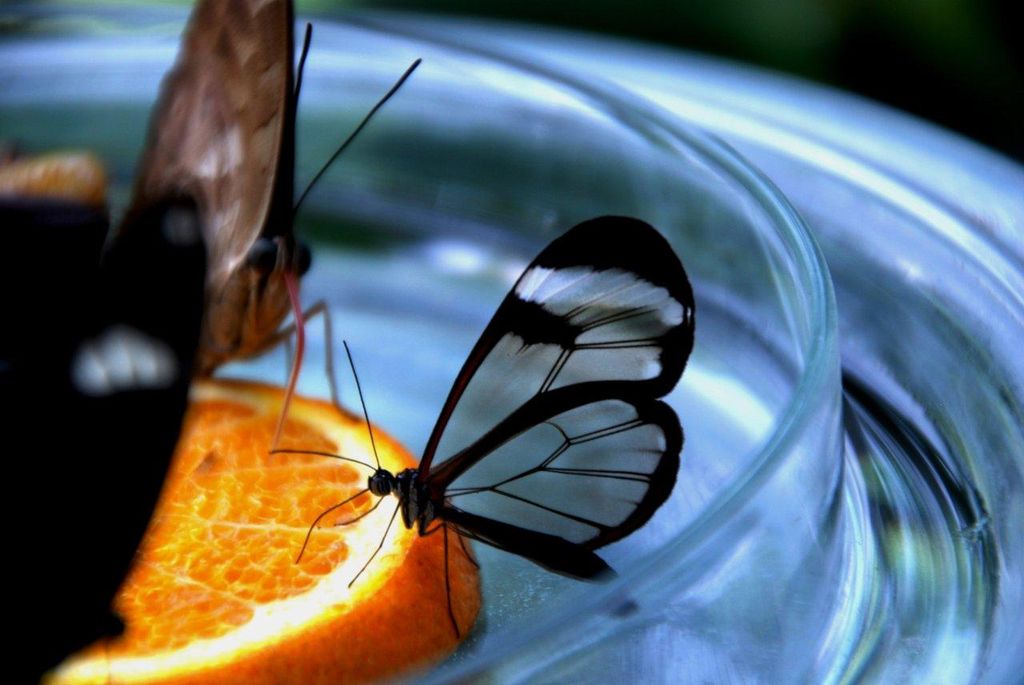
top-left (368, 467), bottom-right (438, 531)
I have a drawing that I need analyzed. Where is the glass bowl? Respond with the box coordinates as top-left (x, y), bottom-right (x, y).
top-left (0, 6), bottom-right (842, 682)
top-left (420, 18), bottom-right (1024, 683)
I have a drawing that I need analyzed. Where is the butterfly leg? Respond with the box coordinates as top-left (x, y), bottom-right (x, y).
top-left (417, 520), bottom-right (463, 637)
top-left (271, 272), bottom-right (306, 450)
top-left (443, 523), bottom-right (461, 639)
top-left (268, 299), bottom-right (346, 452)
top-left (296, 488), bottom-right (371, 563)
top-left (267, 299), bottom-right (341, 409)
top-left (330, 494), bottom-right (385, 527)
top-left (423, 520), bottom-right (477, 569)
top-left (419, 519), bottom-right (445, 536)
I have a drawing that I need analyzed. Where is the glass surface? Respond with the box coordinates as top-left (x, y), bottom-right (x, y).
top-left (427, 19), bottom-right (1023, 684)
top-left (1, 6), bottom-right (845, 683)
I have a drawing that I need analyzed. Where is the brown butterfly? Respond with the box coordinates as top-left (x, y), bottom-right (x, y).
top-left (117, 0), bottom-right (307, 377)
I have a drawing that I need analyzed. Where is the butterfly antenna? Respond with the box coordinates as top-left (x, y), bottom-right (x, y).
top-left (349, 501), bottom-right (401, 587)
top-left (343, 340), bottom-right (381, 470)
top-left (294, 23), bottom-right (313, 109)
top-left (271, 447), bottom-right (376, 473)
top-left (293, 58), bottom-right (422, 214)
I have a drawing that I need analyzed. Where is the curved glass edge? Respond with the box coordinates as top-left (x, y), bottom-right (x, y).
top-left (347, 16), bottom-right (843, 684)
top-left (0, 7), bottom-right (844, 682)
top-left (346, 4), bottom-right (840, 553)
top-left (371, 12), bottom-right (1024, 265)
top-left (421, 18), bottom-right (1024, 684)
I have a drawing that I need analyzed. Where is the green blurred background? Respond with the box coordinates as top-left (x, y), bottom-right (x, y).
top-left (334, 0), bottom-right (1022, 161)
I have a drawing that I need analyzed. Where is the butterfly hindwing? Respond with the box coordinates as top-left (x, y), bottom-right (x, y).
top-left (421, 216), bottom-right (694, 576)
top-left (438, 394), bottom-right (681, 557)
top-left (443, 509), bottom-right (614, 578)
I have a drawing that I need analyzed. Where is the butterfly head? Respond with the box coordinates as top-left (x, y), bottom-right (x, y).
top-left (368, 468), bottom-right (397, 497)
top-left (245, 236), bottom-right (312, 278)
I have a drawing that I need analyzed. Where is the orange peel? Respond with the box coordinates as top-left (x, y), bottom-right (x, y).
top-left (0, 151), bottom-right (107, 206)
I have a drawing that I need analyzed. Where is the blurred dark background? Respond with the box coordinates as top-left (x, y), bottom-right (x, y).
top-left (332, 0), bottom-right (1022, 161)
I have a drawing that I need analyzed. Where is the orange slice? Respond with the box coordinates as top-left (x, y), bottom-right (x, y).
top-left (49, 379), bottom-right (480, 684)
top-left (0, 151), bottom-right (107, 206)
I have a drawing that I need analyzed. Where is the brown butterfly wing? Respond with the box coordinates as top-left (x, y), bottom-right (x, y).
top-left (122, 0), bottom-right (296, 373)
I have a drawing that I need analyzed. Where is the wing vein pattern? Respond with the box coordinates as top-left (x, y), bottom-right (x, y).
top-left (418, 217), bottom-right (695, 576)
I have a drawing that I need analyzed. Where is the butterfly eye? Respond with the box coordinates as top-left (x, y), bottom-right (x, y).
top-left (296, 241), bottom-right (312, 276)
top-left (247, 237), bottom-right (278, 274)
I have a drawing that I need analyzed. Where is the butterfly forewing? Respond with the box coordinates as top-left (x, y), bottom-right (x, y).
top-left (421, 216), bottom-right (695, 474)
top-left (120, 0), bottom-right (295, 371)
top-left (421, 217), bottom-right (694, 576)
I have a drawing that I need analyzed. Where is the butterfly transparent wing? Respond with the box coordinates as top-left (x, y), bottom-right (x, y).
top-left (439, 396), bottom-right (681, 557)
top-left (420, 217), bottom-right (693, 574)
top-left (421, 216), bottom-right (695, 475)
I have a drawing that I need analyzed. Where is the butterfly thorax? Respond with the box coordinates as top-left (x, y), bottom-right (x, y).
top-left (368, 468), bottom-right (435, 531)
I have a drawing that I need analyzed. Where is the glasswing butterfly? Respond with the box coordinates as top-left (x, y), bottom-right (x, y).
top-left (278, 215), bottom-right (695, 636)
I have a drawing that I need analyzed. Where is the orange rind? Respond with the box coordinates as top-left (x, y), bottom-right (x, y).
top-left (0, 151), bottom-right (107, 206)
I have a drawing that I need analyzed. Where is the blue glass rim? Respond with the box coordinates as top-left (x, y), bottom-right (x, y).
top-left (339, 13), bottom-right (841, 679)
top-left (0, 6), bottom-right (842, 678)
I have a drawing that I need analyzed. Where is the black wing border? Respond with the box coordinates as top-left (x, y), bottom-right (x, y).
top-left (418, 216), bottom-right (695, 475)
top-left (432, 393), bottom-right (682, 566)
